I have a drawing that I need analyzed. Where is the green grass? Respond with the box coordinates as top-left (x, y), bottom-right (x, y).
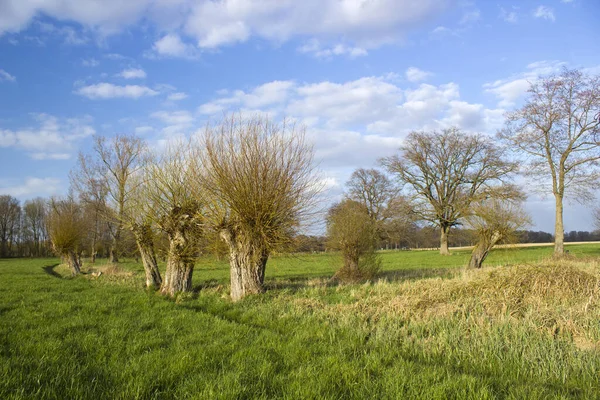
top-left (1, 244), bottom-right (600, 399)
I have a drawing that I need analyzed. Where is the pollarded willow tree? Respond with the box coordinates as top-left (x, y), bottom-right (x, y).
top-left (145, 140), bottom-right (203, 296)
top-left (381, 128), bottom-right (518, 255)
top-left (464, 186), bottom-right (531, 269)
top-left (47, 198), bottom-right (86, 275)
top-left (327, 199), bottom-right (380, 282)
top-left (499, 68), bottom-right (600, 256)
top-left (196, 115), bottom-right (320, 301)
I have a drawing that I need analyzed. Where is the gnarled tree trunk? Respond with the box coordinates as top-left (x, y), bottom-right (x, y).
top-left (468, 231), bottom-right (502, 269)
top-left (132, 224), bottom-right (162, 288)
top-left (66, 250), bottom-right (81, 275)
top-left (160, 230), bottom-right (194, 297)
top-left (440, 224), bottom-right (450, 255)
top-left (221, 229), bottom-right (268, 301)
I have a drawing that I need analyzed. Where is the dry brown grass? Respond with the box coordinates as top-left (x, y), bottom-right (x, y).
top-left (288, 258), bottom-right (600, 345)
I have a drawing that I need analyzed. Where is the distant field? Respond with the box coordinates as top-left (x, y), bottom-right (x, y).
top-left (1, 244), bottom-right (600, 399)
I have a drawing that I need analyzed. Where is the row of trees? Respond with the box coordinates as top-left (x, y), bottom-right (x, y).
top-left (8, 67), bottom-right (599, 298)
top-left (49, 116), bottom-right (318, 301)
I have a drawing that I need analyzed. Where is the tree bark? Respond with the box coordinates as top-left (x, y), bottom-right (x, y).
top-left (468, 231), bottom-right (501, 269)
top-left (109, 231), bottom-right (119, 263)
top-left (66, 250), bottom-right (81, 275)
top-left (554, 195), bottom-right (564, 256)
top-left (439, 224), bottom-right (450, 255)
top-left (160, 230), bottom-right (194, 296)
top-left (161, 257), bottom-right (193, 296)
top-left (132, 223), bottom-right (162, 288)
top-left (137, 240), bottom-right (162, 288)
top-left (221, 229), bottom-right (268, 301)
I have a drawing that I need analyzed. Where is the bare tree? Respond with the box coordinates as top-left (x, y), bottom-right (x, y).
top-left (381, 128), bottom-right (517, 255)
top-left (464, 187), bottom-right (530, 269)
top-left (345, 168), bottom-right (414, 249)
top-left (327, 199), bottom-right (380, 281)
top-left (196, 115), bottom-right (319, 301)
top-left (145, 141), bottom-right (202, 296)
top-left (499, 68), bottom-right (600, 256)
top-left (0, 195), bottom-right (21, 258)
top-left (346, 168), bottom-right (399, 222)
top-left (47, 198), bottom-right (86, 275)
top-left (22, 198), bottom-right (48, 257)
top-left (72, 134), bottom-right (147, 263)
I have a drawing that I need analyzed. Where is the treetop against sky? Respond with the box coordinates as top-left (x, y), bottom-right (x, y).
top-left (0, 0), bottom-right (599, 232)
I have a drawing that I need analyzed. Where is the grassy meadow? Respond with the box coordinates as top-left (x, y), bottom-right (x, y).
top-left (1, 244), bottom-right (600, 399)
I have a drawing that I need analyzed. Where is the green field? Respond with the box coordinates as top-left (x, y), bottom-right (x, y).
top-left (2, 244), bottom-right (600, 399)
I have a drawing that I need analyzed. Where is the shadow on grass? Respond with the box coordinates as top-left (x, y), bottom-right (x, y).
top-left (42, 264), bottom-right (62, 278)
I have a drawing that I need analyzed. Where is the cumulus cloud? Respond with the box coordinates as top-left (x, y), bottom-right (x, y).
top-left (117, 68), bottom-right (146, 79)
top-left (197, 73), bottom-right (507, 172)
top-left (484, 60), bottom-right (566, 107)
top-left (76, 83), bottom-right (158, 99)
top-left (1, 0), bottom-right (451, 54)
top-left (0, 177), bottom-right (62, 198)
top-left (405, 67), bottom-right (433, 83)
top-left (0, 69), bottom-right (16, 82)
top-left (0, 114), bottom-right (95, 159)
top-left (533, 6), bottom-right (555, 22)
top-left (150, 33), bottom-right (199, 59)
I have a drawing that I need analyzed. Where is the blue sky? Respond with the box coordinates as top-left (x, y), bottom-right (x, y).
top-left (0, 0), bottom-right (599, 233)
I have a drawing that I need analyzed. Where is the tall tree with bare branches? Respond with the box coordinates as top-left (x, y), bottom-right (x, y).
top-left (381, 128), bottom-right (517, 255)
top-left (71, 134), bottom-right (147, 263)
top-left (499, 68), bottom-right (600, 256)
top-left (196, 115), bottom-right (319, 301)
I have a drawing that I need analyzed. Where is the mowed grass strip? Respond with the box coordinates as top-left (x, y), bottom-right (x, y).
top-left (1, 244), bottom-right (600, 399)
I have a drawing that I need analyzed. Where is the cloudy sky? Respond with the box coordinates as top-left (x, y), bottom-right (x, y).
top-left (0, 0), bottom-right (599, 233)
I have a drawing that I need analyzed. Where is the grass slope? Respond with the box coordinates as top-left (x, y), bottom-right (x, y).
top-left (1, 244), bottom-right (600, 399)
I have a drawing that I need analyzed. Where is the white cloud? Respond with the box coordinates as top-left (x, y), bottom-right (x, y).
top-left (500, 7), bottom-right (518, 23)
top-left (0, 0), bottom-right (451, 53)
top-left (151, 110), bottom-right (194, 125)
top-left (405, 67), bottom-right (433, 83)
top-left (0, 69), bottom-right (16, 82)
top-left (117, 68), bottom-right (147, 79)
top-left (150, 33), bottom-right (198, 59)
top-left (197, 74), bottom-right (506, 173)
top-left (167, 92), bottom-right (188, 101)
top-left (81, 58), bottom-right (99, 67)
top-left (484, 60), bottom-right (566, 107)
top-left (0, 114), bottom-right (95, 159)
top-left (76, 83), bottom-right (158, 99)
top-left (533, 6), bottom-right (555, 22)
top-left (0, 177), bottom-right (62, 198)
top-left (298, 40), bottom-right (367, 59)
